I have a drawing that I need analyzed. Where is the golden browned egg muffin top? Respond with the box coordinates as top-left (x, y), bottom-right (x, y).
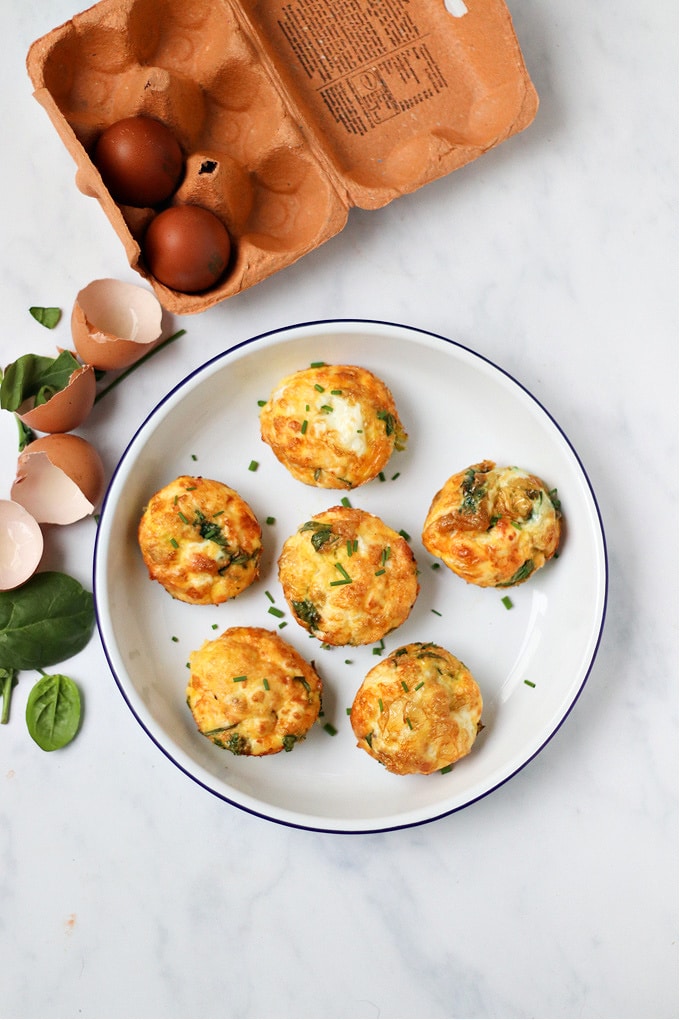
top-left (350, 642), bottom-right (483, 775)
top-left (138, 475), bottom-right (262, 605)
top-left (278, 505), bottom-right (419, 646)
top-left (422, 460), bottom-right (562, 588)
top-left (186, 626), bottom-right (322, 756)
top-left (259, 362), bottom-right (407, 489)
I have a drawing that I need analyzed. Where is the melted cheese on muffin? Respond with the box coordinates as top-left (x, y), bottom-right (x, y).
top-left (186, 626), bottom-right (322, 756)
top-left (259, 363), bottom-right (407, 489)
top-left (350, 642), bottom-right (483, 775)
top-left (138, 475), bottom-right (262, 605)
top-left (278, 505), bottom-right (419, 646)
top-left (421, 460), bottom-right (562, 588)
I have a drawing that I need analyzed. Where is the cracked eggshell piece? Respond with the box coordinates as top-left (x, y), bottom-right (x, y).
top-left (17, 362), bottom-right (96, 434)
top-left (71, 278), bottom-right (163, 371)
top-left (11, 434), bottom-right (106, 525)
top-left (0, 500), bottom-right (44, 590)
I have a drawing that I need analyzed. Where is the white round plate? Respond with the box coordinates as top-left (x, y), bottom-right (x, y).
top-left (94, 320), bottom-right (608, 833)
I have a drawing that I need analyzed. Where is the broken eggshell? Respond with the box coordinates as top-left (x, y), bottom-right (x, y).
top-left (0, 499), bottom-right (44, 590)
top-left (17, 362), bottom-right (96, 434)
top-left (11, 433), bottom-right (105, 525)
top-left (71, 278), bottom-right (163, 371)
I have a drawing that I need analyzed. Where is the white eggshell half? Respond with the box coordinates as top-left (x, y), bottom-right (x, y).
top-left (0, 499), bottom-right (44, 590)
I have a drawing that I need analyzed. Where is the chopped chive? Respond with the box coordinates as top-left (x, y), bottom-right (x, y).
top-left (330, 389), bottom-right (342, 395)
top-left (401, 680), bottom-right (409, 692)
top-left (378, 698), bottom-right (384, 713)
top-left (212, 510), bottom-right (224, 517)
top-left (524, 679), bottom-right (536, 688)
top-left (268, 606), bottom-right (285, 618)
top-left (310, 361), bottom-right (326, 368)
top-left (431, 562), bottom-right (441, 570)
top-left (178, 511), bottom-right (189, 524)
top-left (173, 495), bottom-right (178, 505)
top-left (378, 471), bottom-right (386, 482)
top-left (501, 595), bottom-right (514, 610)
top-left (440, 764), bottom-right (453, 775)
top-left (278, 621), bottom-right (288, 629)
top-left (346, 539), bottom-right (354, 556)
top-left (346, 707), bottom-right (352, 715)
top-left (374, 568), bottom-right (386, 576)
top-left (406, 717), bottom-right (413, 730)
top-left (191, 454), bottom-right (198, 461)
top-left (265, 590), bottom-right (275, 603)
top-left (170, 537), bottom-right (179, 548)
top-left (415, 681), bottom-right (424, 690)
top-left (399, 529), bottom-right (411, 541)
top-left (171, 636), bottom-right (179, 643)
top-left (391, 472), bottom-right (401, 480)
top-left (266, 516), bottom-right (276, 525)
top-left (381, 547), bottom-right (391, 565)
top-left (257, 399), bottom-right (266, 406)
top-left (320, 404), bottom-right (333, 413)
top-left (334, 562), bottom-right (351, 581)
top-left (263, 678), bottom-right (270, 690)
top-left (314, 383), bottom-right (325, 392)
top-left (341, 496), bottom-right (351, 507)
top-left (293, 675), bottom-right (311, 692)
top-left (233, 676), bottom-right (247, 683)
top-left (212, 623), bottom-right (219, 630)
top-left (323, 723), bottom-right (338, 736)
top-left (248, 460), bottom-right (259, 471)
top-left (431, 608), bottom-right (442, 616)
top-left (344, 659), bottom-right (353, 665)
top-left (300, 419), bottom-right (308, 434)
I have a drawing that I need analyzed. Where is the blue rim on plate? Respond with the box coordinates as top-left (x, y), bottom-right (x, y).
top-left (93, 319), bottom-right (608, 833)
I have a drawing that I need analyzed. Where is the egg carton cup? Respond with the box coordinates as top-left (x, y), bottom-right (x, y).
top-left (27, 0), bottom-right (538, 315)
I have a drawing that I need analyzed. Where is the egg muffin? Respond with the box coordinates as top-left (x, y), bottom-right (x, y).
top-left (278, 505), bottom-right (419, 646)
top-left (259, 363), bottom-right (407, 489)
top-left (350, 642), bottom-right (483, 775)
top-left (138, 475), bottom-right (262, 605)
top-left (422, 460), bottom-right (562, 588)
top-left (186, 626), bottom-right (322, 756)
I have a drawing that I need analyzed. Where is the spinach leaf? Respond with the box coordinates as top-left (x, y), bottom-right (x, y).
top-left (0, 350), bottom-right (81, 413)
top-left (29, 306), bottom-right (62, 329)
top-left (25, 673), bottom-right (81, 751)
top-left (0, 571), bottom-right (94, 670)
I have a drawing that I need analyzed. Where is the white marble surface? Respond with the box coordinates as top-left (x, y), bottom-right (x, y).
top-left (1, 2), bottom-right (677, 1018)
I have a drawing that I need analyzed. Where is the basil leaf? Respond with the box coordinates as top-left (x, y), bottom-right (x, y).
top-left (25, 673), bottom-right (81, 751)
top-left (29, 306), bottom-right (62, 329)
top-left (0, 350), bottom-right (80, 412)
top-left (0, 571), bottom-right (95, 670)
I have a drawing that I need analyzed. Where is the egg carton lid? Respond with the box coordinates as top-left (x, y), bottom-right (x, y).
top-left (236, 0), bottom-right (538, 211)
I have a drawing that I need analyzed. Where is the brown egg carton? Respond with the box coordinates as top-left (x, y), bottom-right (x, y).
top-left (26, 0), bottom-right (538, 315)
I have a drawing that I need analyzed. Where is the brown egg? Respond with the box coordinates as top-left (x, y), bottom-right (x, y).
top-left (0, 500), bottom-right (43, 590)
top-left (11, 434), bottom-right (106, 525)
top-left (71, 278), bottom-right (163, 371)
top-left (17, 363), bottom-right (96, 434)
top-left (93, 116), bottom-right (184, 208)
top-left (144, 205), bottom-right (231, 293)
